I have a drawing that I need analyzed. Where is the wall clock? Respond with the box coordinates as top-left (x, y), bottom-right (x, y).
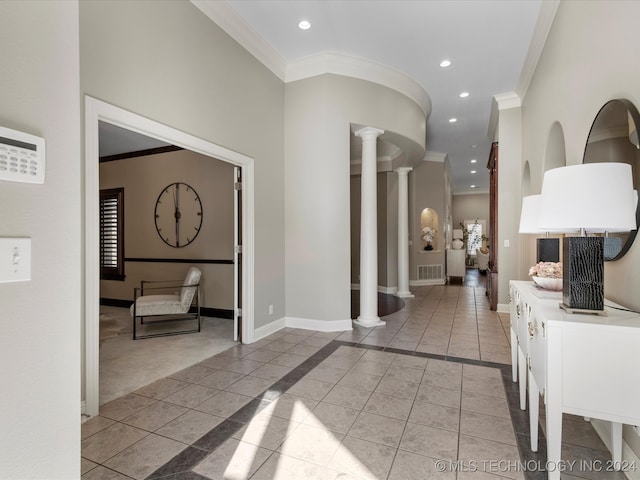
top-left (154, 182), bottom-right (203, 248)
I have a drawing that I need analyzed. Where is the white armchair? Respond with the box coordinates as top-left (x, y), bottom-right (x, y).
top-left (130, 266), bottom-right (202, 339)
top-left (476, 248), bottom-right (489, 272)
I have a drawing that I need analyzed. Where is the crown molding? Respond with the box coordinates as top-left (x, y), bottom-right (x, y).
top-left (488, 92), bottom-right (522, 139)
top-left (516, 0), bottom-right (560, 98)
top-left (424, 151), bottom-right (447, 163)
top-left (190, 0), bottom-right (287, 80)
top-left (287, 51), bottom-right (431, 117)
top-left (191, 2), bottom-right (431, 117)
top-left (494, 92), bottom-right (522, 110)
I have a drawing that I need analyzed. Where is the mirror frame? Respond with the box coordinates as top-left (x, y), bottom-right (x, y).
top-left (583, 98), bottom-right (640, 261)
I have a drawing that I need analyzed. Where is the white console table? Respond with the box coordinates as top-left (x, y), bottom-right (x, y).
top-left (446, 249), bottom-right (465, 283)
top-left (510, 280), bottom-right (640, 480)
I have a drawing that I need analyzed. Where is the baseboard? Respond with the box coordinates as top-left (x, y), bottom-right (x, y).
top-left (252, 315), bottom-right (352, 343)
top-left (410, 279), bottom-right (446, 286)
top-left (285, 316), bottom-right (353, 332)
top-left (350, 284), bottom-right (398, 294)
top-left (378, 286), bottom-right (397, 295)
top-left (497, 303), bottom-right (510, 313)
top-left (591, 419), bottom-right (640, 480)
top-left (99, 298), bottom-right (233, 319)
top-left (100, 297), bottom-right (131, 308)
top-left (201, 307), bottom-right (234, 319)
top-left (253, 317), bottom-right (286, 342)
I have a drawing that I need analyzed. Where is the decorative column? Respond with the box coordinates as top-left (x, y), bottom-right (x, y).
top-left (395, 167), bottom-right (414, 298)
top-left (354, 127), bottom-right (385, 327)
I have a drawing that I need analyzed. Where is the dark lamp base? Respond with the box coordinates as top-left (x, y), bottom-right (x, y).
top-left (537, 238), bottom-right (559, 263)
top-left (559, 303), bottom-right (607, 316)
top-left (562, 236), bottom-right (604, 312)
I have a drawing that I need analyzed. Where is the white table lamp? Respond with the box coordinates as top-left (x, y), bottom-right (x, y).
top-left (538, 163), bottom-right (636, 313)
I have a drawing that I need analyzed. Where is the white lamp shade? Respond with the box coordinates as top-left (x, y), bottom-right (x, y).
top-left (519, 195), bottom-right (544, 234)
top-left (539, 163), bottom-right (637, 233)
top-left (452, 229), bottom-right (463, 239)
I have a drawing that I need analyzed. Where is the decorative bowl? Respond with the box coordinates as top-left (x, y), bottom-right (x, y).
top-left (532, 276), bottom-right (562, 291)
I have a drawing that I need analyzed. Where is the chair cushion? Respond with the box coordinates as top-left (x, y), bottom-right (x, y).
top-left (180, 267), bottom-right (201, 309)
top-left (130, 294), bottom-right (185, 317)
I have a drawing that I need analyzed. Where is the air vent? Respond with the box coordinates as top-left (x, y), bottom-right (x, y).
top-left (417, 264), bottom-right (443, 281)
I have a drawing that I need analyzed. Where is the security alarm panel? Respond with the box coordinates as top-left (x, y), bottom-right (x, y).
top-left (0, 126), bottom-right (45, 184)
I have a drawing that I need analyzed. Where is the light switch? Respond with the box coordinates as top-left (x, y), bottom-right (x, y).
top-left (0, 237), bottom-right (31, 283)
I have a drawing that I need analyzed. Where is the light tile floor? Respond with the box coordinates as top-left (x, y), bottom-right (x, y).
top-left (82, 282), bottom-right (627, 480)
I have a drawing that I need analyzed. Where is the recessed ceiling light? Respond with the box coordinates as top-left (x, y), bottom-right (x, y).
top-left (440, 59), bottom-right (451, 68)
top-left (298, 20), bottom-right (311, 30)
top-left (471, 145), bottom-right (477, 148)
top-left (449, 118), bottom-right (457, 123)
top-left (471, 170), bottom-right (477, 174)
top-left (459, 92), bottom-right (470, 98)
top-left (470, 185), bottom-right (476, 188)
top-left (470, 159), bottom-right (477, 163)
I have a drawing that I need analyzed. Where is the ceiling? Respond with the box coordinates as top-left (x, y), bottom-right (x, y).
top-left (218, 0), bottom-right (549, 194)
top-left (100, 1), bottom-right (555, 195)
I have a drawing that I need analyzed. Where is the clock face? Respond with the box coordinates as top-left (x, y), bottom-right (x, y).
top-left (154, 182), bottom-right (203, 248)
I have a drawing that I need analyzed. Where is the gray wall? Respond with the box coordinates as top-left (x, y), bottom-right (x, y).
top-left (453, 193), bottom-right (490, 231)
top-left (285, 74), bottom-right (426, 322)
top-left (100, 150), bottom-right (235, 309)
top-left (410, 161), bottom-right (447, 281)
top-left (80, 0), bottom-right (285, 329)
top-left (0, 1), bottom-right (81, 477)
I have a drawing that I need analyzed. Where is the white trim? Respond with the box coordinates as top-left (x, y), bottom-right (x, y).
top-left (285, 317), bottom-right (353, 333)
top-left (497, 303), bottom-right (510, 313)
top-left (83, 96), bottom-right (255, 417)
top-left (454, 190), bottom-right (490, 196)
top-left (423, 151), bottom-right (447, 163)
top-left (253, 317), bottom-right (286, 342)
top-left (287, 52), bottom-right (430, 117)
top-left (350, 283), bottom-right (398, 295)
top-left (515, 0), bottom-right (560, 99)
top-left (378, 286), bottom-right (398, 295)
top-left (190, 0), bottom-right (287, 80)
top-left (410, 279), bottom-right (446, 286)
top-left (494, 92), bottom-right (522, 110)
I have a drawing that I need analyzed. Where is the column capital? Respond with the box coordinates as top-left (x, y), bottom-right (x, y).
top-left (354, 126), bottom-right (384, 139)
top-left (394, 167), bottom-right (413, 175)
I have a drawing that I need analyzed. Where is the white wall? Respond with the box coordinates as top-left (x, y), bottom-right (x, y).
top-left (285, 74), bottom-right (426, 324)
top-left (0, 1), bottom-right (81, 477)
top-left (521, 0), bottom-right (640, 457)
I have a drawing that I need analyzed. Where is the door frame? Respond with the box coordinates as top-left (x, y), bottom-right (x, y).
top-left (83, 96), bottom-right (255, 418)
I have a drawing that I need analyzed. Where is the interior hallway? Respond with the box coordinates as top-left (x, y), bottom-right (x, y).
top-left (82, 273), bottom-right (621, 480)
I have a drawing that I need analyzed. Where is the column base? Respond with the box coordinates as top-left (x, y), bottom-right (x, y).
top-left (354, 317), bottom-right (386, 328)
top-left (396, 291), bottom-right (414, 299)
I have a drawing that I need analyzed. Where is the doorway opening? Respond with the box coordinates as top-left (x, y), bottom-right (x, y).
top-left (84, 97), bottom-right (255, 418)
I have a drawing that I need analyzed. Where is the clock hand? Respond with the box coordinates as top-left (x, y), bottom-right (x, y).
top-left (174, 183), bottom-right (181, 247)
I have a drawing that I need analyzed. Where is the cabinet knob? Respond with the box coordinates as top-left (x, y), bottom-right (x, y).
top-left (528, 321), bottom-right (535, 338)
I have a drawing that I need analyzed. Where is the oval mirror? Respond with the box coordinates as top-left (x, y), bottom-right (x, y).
top-left (583, 99), bottom-right (640, 260)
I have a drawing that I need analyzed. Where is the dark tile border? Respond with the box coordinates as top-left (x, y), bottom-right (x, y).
top-left (146, 340), bottom-right (542, 480)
